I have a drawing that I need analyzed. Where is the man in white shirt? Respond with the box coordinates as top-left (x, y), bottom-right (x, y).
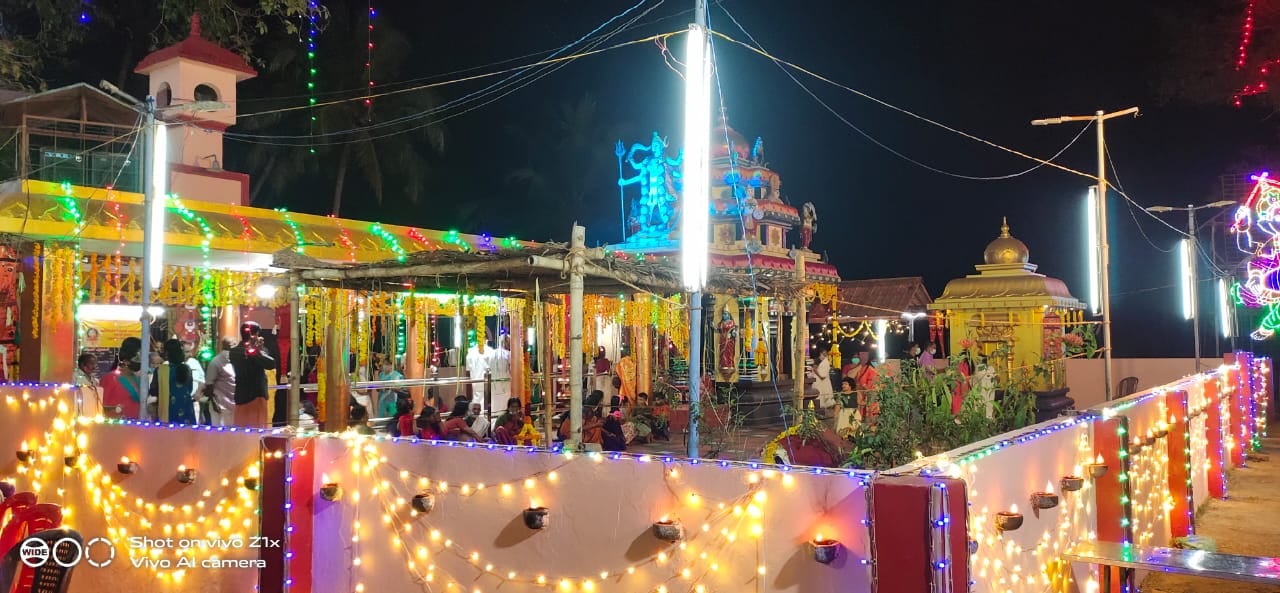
top-left (203, 337), bottom-right (237, 427)
top-left (465, 341), bottom-right (493, 408)
top-left (489, 337), bottom-right (512, 414)
top-left (73, 352), bottom-right (102, 418)
top-left (182, 341), bottom-right (206, 422)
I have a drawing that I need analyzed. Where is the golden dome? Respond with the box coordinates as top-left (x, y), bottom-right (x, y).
top-left (983, 217), bottom-right (1030, 265)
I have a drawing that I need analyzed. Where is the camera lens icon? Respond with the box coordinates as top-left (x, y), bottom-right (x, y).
top-left (19, 539), bottom-right (50, 568)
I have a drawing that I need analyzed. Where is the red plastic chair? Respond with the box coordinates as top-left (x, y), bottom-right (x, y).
top-left (4, 528), bottom-right (79, 593)
top-left (0, 493), bottom-right (36, 544)
top-left (0, 503), bottom-right (60, 561)
top-left (3, 504), bottom-right (64, 593)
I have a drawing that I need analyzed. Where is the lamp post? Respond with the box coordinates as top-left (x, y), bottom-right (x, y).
top-left (1031, 107), bottom-right (1139, 400)
top-left (98, 81), bottom-right (226, 418)
top-left (681, 0), bottom-right (712, 458)
top-left (1145, 201), bottom-right (1235, 372)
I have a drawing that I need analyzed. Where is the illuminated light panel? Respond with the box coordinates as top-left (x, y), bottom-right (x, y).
top-left (146, 120), bottom-right (168, 289)
top-left (1180, 239), bottom-right (1194, 321)
top-left (1086, 187), bottom-right (1101, 316)
top-left (680, 22), bottom-right (712, 291)
top-left (1228, 173), bottom-right (1280, 339)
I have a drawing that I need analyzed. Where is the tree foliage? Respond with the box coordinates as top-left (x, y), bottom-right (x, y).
top-left (0, 0), bottom-right (319, 89)
top-left (234, 0), bottom-right (444, 215)
top-left (506, 93), bottom-right (630, 233)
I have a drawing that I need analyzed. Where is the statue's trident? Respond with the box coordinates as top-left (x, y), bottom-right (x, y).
top-left (616, 140), bottom-right (627, 243)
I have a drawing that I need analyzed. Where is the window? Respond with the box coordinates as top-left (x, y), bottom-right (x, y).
top-left (193, 84), bottom-right (218, 102)
top-left (156, 83), bottom-right (172, 108)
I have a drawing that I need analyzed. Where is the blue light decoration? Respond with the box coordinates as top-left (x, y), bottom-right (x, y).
top-left (1229, 172), bottom-right (1280, 339)
top-left (617, 132), bottom-right (683, 245)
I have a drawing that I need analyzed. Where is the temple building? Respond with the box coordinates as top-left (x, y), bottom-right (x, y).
top-left (610, 114), bottom-right (840, 418)
top-left (929, 218), bottom-right (1085, 418)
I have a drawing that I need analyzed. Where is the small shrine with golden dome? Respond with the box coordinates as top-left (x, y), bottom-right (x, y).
top-left (930, 219), bottom-right (1084, 408)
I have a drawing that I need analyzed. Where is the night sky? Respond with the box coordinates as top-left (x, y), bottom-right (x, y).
top-left (74, 0), bottom-right (1280, 358)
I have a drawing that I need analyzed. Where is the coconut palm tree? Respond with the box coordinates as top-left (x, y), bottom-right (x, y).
top-left (506, 92), bottom-right (629, 233)
top-left (232, 0), bottom-right (444, 215)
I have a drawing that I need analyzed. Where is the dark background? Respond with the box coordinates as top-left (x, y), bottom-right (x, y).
top-left (52, 0), bottom-right (1280, 358)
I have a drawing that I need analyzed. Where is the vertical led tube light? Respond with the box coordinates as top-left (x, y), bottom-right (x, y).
top-left (875, 319), bottom-right (888, 363)
top-left (1180, 239), bottom-right (1194, 320)
top-left (147, 120), bottom-right (168, 289)
top-left (1219, 278), bottom-right (1235, 338)
top-left (1086, 187), bottom-right (1101, 316)
top-left (680, 23), bottom-right (712, 291)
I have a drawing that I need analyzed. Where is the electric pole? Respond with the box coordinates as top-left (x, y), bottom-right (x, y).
top-left (1032, 107), bottom-right (1139, 401)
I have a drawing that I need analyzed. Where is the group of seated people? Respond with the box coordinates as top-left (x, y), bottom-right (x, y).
top-left (553, 390), bottom-right (673, 452)
top-left (347, 388), bottom-right (538, 446)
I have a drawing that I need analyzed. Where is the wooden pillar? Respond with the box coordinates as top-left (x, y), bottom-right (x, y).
top-left (405, 306), bottom-right (425, 412)
top-left (510, 312), bottom-right (524, 402)
top-left (1092, 415), bottom-right (1135, 592)
top-left (321, 291), bottom-right (350, 432)
top-left (1164, 389), bottom-right (1193, 538)
top-left (792, 254), bottom-right (807, 411)
top-left (1204, 375), bottom-right (1227, 499)
top-left (17, 242), bottom-right (43, 382)
top-left (38, 245), bottom-right (75, 383)
top-left (635, 317), bottom-right (651, 397)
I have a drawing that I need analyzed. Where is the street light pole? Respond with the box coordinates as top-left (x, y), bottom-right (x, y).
top-left (1032, 107), bottom-right (1138, 401)
top-left (1146, 200), bottom-right (1234, 373)
top-left (99, 81), bottom-right (228, 420)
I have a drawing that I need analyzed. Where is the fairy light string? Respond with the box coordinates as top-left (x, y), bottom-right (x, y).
top-left (306, 0), bottom-right (319, 154)
top-left (331, 438), bottom-right (774, 592)
top-left (365, 1), bottom-right (375, 112)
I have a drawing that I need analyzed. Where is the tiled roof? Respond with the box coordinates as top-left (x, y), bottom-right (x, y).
top-left (811, 276), bottom-right (933, 321)
top-left (134, 14), bottom-right (257, 78)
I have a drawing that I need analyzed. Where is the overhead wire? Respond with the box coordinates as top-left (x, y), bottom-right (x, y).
top-left (1104, 141), bottom-right (1175, 254)
top-left (230, 0), bottom-right (657, 140)
top-left (225, 30), bottom-right (681, 147)
top-left (707, 14), bottom-right (1099, 182)
top-left (229, 0), bottom-right (701, 107)
top-left (703, 7), bottom-right (795, 461)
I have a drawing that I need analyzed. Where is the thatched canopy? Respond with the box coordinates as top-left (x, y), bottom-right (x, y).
top-left (274, 243), bottom-right (817, 298)
top-left (809, 277), bottom-right (933, 322)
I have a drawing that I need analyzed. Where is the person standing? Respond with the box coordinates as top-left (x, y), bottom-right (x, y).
top-left (150, 339), bottom-right (197, 425)
top-left (231, 321), bottom-right (277, 428)
top-left (73, 352), bottom-right (102, 418)
top-left (204, 337), bottom-right (237, 427)
top-left (181, 341), bottom-right (206, 422)
top-left (102, 337), bottom-right (143, 419)
top-left (808, 348), bottom-right (834, 418)
top-left (919, 341), bottom-right (938, 378)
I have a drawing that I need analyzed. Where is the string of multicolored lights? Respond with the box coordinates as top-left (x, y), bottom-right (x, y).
top-left (170, 195), bottom-right (217, 361)
top-left (306, 0), bottom-right (319, 154)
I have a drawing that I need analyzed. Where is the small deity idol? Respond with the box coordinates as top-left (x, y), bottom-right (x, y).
top-left (718, 309), bottom-right (738, 378)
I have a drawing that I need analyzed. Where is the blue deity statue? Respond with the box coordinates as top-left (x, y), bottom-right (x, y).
top-left (618, 132), bottom-right (683, 237)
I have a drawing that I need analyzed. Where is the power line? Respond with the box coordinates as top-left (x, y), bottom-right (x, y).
top-left (231, 0), bottom-right (658, 140)
top-left (707, 22), bottom-right (1100, 182)
top-left (225, 30), bottom-right (680, 147)
top-left (233, 30), bottom-right (679, 123)
top-left (1104, 141), bottom-right (1175, 254)
top-left (230, 1), bottom-right (700, 107)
